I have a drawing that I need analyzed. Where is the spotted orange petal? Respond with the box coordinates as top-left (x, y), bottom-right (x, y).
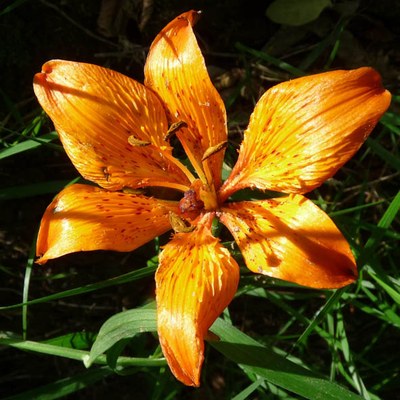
top-left (36, 184), bottom-right (178, 264)
top-left (34, 60), bottom-right (192, 192)
top-left (220, 68), bottom-right (391, 200)
top-left (155, 213), bottom-right (239, 386)
top-left (220, 195), bottom-right (357, 289)
top-left (145, 11), bottom-right (227, 189)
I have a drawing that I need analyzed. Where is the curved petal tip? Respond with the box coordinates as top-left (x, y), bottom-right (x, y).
top-left (156, 214), bottom-right (239, 386)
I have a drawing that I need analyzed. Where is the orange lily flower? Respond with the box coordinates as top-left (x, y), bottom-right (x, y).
top-left (33, 11), bottom-right (391, 387)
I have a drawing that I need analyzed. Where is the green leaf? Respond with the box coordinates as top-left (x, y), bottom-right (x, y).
top-left (266, 0), bottom-right (332, 26)
top-left (357, 288), bottom-right (400, 328)
top-left (0, 180), bottom-right (75, 200)
top-left (366, 268), bottom-right (400, 305)
top-left (43, 332), bottom-right (96, 350)
top-left (86, 307), bottom-right (158, 367)
top-left (0, 132), bottom-right (60, 160)
top-left (294, 287), bottom-right (349, 347)
top-left (0, 331), bottom-right (165, 368)
top-left (329, 201), bottom-right (384, 217)
top-left (232, 378), bottom-right (265, 400)
top-left (299, 18), bottom-right (347, 70)
top-left (359, 191), bottom-right (400, 266)
top-left (235, 42), bottom-right (305, 77)
top-left (3, 367), bottom-right (112, 400)
top-left (367, 138), bottom-right (400, 171)
top-left (22, 235), bottom-right (37, 340)
top-left (106, 338), bottom-right (132, 371)
top-left (0, 265), bottom-right (157, 311)
top-left (87, 308), bottom-right (361, 399)
top-left (380, 112), bottom-right (400, 136)
top-left (211, 319), bottom-right (362, 399)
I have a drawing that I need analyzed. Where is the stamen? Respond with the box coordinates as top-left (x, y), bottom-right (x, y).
top-left (202, 141), bottom-right (228, 161)
top-left (160, 150), bottom-right (197, 184)
top-left (164, 120), bottom-right (188, 141)
top-left (122, 187), bottom-right (146, 195)
top-left (128, 135), bottom-right (151, 146)
top-left (169, 211), bottom-right (195, 233)
top-left (165, 120), bottom-right (210, 185)
top-left (127, 132), bottom-right (196, 185)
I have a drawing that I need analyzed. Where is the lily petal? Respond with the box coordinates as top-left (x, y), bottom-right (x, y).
top-left (34, 60), bottom-right (192, 192)
top-left (36, 184), bottom-right (178, 264)
top-left (220, 68), bottom-right (391, 200)
top-left (220, 195), bottom-right (357, 289)
top-left (156, 213), bottom-right (239, 386)
top-left (145, 11), bottom-right (228, 189)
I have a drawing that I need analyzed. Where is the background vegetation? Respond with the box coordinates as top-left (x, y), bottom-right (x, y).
top-left (1, 0), bottom-right (399, 399)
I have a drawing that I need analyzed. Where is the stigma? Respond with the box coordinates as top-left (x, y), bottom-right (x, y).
top-left (178, 189), bottom-right (205, 220)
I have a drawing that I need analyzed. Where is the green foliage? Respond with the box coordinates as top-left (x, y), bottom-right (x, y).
top-left (266, 0), bottom-right (332, 26)
top-left (3, 367), bottom-right (113, 400)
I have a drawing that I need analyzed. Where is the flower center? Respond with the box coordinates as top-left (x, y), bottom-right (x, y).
top-left (178, 189), bottom-right (204, 220)
top-left (178, 179), bottom-right (219, 221)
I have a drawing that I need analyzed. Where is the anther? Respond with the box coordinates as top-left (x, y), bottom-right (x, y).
top-left (169, 211), bottom-right (195, 233)
top-left (122, 187), bottom-right (145, 195)
top-left (164, 121), bottom-right (188, 141)
top-left (103, 167), bottom-right (111, 181)
top-left (202, 141), bottom-right (228, 161)
top-left (128, 135), bottom-right (151, 146)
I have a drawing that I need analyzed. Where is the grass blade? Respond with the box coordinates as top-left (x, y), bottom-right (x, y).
top-left (232, 378), bottom-right (265, 400)
top-left (0, 331), bottom-right (165, 368)
top-left (22, 236), bottom-right (36, 339)
top-left (0, 265), bottom-right (157, 311)
top-left (0, 132), bottom-right (60, 159)
top-left (0, 180), bottom-right (77, 200)
top-left (294, 287), bottom-right (348, 348)
top-left (211, 318), bottom-right (362, 400)
top-left (359, 191), bottom-right (400, 266)
top-left (3, 367), bottom-right (113, 400)
top-left (367, 138), bottom-right (400, 171)
top-left (235, 42), bottom-right (305, 77)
